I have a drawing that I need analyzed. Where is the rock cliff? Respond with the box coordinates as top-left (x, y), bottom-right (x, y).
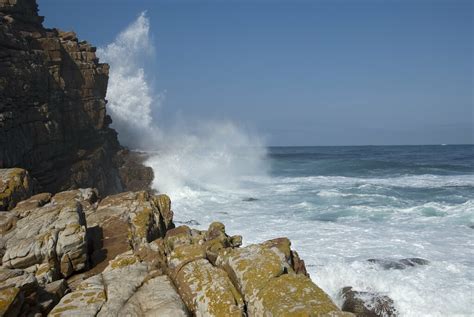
top-left (0, 0), bottom-right (152, 195)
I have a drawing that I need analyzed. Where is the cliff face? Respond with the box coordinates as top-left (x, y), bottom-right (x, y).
top-left (0, 0), bottom-right (125, 194)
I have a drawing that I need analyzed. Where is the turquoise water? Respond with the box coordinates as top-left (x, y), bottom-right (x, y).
top-left (148, 144), bottom-right (474, 316)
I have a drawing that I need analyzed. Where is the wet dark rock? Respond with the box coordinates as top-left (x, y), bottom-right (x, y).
top-left (114, 149), bottom-right (154, 192)
top-left (367, 258), bottom-right (429, 270)
top-left (340, 286), bottom-right (397, 317)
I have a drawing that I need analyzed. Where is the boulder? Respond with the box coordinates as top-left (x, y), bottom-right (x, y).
top-left (120, 275), bottom-right (189, 317)
top-left (1, 189), bottom-right (89, 279)
top-left (252, 273), bottom-right (346, 316)
top-left (0, 287), bottom-right (24, 317)
top-left (0, 267), bottom-right (38, 295)
top-left (114, 149), bottom-right (154, 192)
top-left (215, 238), bottom-right (338, 316)
top-left (174, 259), bottom-right (244, 317)
top-left (340, 287), bottom-right (398, 317)
top-left (215, 238), bottom-right (296, 302)
top-left (86, 191), bottom-right (174, 275)
top-left (37, 279), bottom-right (68, 313)
top-left (164, 223), bottom-right (244, 316)
top-left (49, 251), bottom-right (188, 317)
top-left (0, 168), bottom-right (35, 211)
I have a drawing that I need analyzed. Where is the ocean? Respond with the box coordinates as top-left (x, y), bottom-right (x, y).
top-left (96, 12), bottom-right (473, 316)
top-left (147, 144), bottom-right (474, 317)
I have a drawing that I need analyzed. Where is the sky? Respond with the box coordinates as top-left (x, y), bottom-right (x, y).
top-left (38, 0), bottom-right (473, 146)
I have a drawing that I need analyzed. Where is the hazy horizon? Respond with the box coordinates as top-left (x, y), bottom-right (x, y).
top-left (39, 0), bottom-right (473, 146)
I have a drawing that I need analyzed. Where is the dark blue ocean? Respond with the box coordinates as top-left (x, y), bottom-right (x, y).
top-left (148, 144), bottom-right (474, 316)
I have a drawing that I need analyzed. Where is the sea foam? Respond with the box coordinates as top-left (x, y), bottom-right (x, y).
top-left (97, 13), bottom-right (474, 317)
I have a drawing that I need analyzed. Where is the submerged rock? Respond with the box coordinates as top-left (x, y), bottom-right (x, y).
top-left (340, 286), bottom-right (397, 317)
top-left (175, 219), bottom-right (201, 226)
top-left (367, 258), bottom-right (429, 270)
top-left (242, 197), bottom-right (259, 202)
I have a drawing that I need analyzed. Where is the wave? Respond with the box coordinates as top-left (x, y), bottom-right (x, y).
top-left (277, 174), bottom-right (474, 189)
top-left (97, 13), bottom-right (268, 199)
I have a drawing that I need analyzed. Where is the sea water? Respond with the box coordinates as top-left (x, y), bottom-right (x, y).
top-left (97, 14), bottom-right (474, 316)
top-left (147, 144), bottom-right (474, 317)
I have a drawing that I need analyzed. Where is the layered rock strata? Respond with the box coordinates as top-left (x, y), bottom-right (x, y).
top-left (0, 0), bottom-right (153, 195)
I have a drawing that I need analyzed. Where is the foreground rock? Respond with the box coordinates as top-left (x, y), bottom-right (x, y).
top-left (163, 223), bottom-right (351, 316)
top-left (85, 191), bottom-right (174, 276)
top-left (0, 182), bottom-right (175, 315)
top-left (50, 251), bottom-right (188, 317)
top-left (0, 168), bottom-right (35, 211)
top-left (215, 237), bottom-right (341, 316)
top-left (0, 185), bottom-right (354, 316)
top-left (1, 189), bottom-right (90, 279)
top-left (340, 287), bottom-right (397, 317)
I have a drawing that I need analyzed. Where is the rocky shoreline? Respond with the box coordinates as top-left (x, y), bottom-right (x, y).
top-left (0, 168), bottom-right (352, 316)
top-left (0, 1), bottom-right (399, 316)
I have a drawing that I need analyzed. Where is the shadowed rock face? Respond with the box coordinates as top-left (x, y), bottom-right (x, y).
top-left (0, 0), bottom-right (124, 195)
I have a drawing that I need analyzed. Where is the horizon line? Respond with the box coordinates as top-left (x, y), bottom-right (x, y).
top-left (267, 143), bottom-right (473, 147)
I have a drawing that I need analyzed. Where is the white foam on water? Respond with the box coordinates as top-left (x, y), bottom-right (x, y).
top-left (164, 175), bottom-right (474, 316)
top-left (98, 13), bottom-right (474, 317)
top-left (280, 174), bottom-right (474, 189)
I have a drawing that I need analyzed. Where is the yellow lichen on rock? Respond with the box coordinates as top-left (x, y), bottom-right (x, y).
top-left (250, 273), bottom-right (341, 316)
top-left (168, 244), bottom-right (206, 277)
top-left (131, 206), bottom-right (154, 241)
top-left (0, 168), bottom-right (34, 211)
top-left (0, 287), bottom-right (22, 316)
top-left (216, 243), bottom-right (290, 302)
top-left (108, 253), bottom-right (139, 270)
top-left (152, 194), bottom-right (174, 228)
top-left (175, 258), bottom-right (244, 317)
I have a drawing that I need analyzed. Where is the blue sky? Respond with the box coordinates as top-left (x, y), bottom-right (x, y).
top-left (39, 0), bottom-right (472, 146)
